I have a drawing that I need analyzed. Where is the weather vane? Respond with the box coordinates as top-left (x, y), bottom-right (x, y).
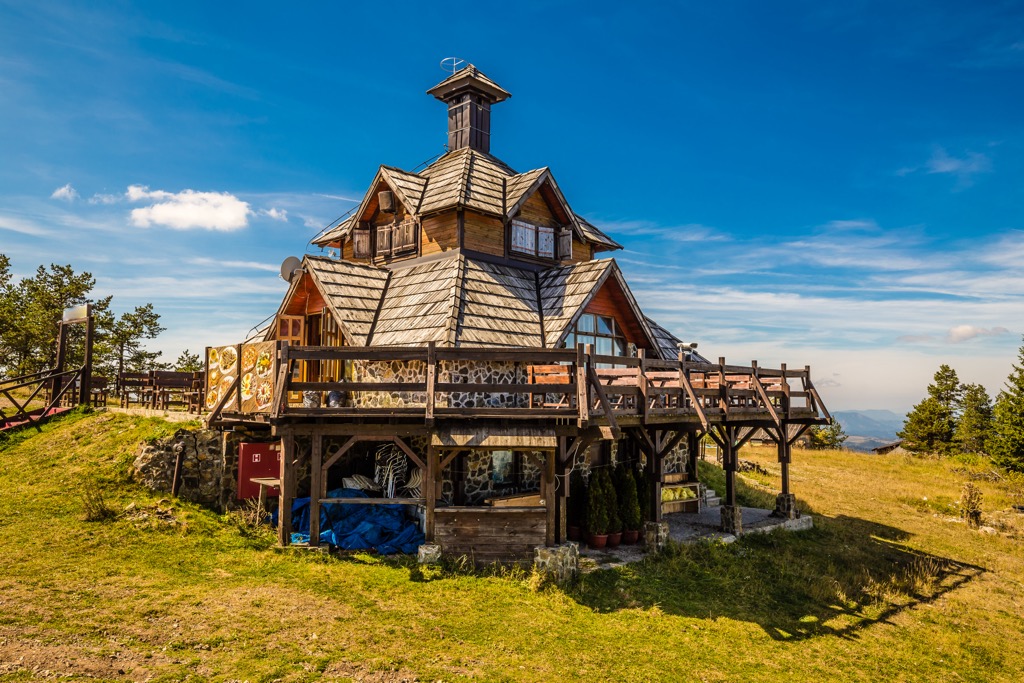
top-left (440, 57), bottom-right (464, 75)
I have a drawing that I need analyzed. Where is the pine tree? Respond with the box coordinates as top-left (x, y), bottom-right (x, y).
top-left (955, 383), bottom-right (993, 455)
top-left (807, 420), bottom-right (848, 450)
top-left (992, 339), bottom-right (1024, 472)
top-left (899, 365), bottom-right (961, 454)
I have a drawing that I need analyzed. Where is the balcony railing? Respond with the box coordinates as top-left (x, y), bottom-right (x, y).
top-left (203, 341), bottom-right (830, 428)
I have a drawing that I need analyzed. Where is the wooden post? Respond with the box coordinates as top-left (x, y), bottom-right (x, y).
top-left (51, 322), bottom-right (68, 403)
top-left (425, 341), bottom-right (436, 426)
top-left (779, 429), bottom-right (791, 496)
top-left (576, 343), bottom-right (589, 427)
top-left (557, 437), bottom-right (568, 543)
top-left (722, 427), bottom-right (737, 508)
top-left (638, 348), bottom-right (649, 422)
top-left (79, 311), bottom-right (95, 407)
top-left (651, 429), bottom-right (663, 523)
top-left (277, 434), bottom-right (296, 546)
top-left (424, 443), bottom-right (436, 542)
top-left (686, 431), bottom-right (700, 484)
top-left (545, 449), bottom-right (556, 546)
top-left (309, 432), bottom-right (323, 547)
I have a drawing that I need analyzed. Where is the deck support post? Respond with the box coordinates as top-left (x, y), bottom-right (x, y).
top-left (556, 437), bottom-right (569, 543)
top-left (686, 431), bottom-right (700, 485)
top-left (648, 429), bottom-right (663, 523)
top-left (277, 433), bottom-right (296, 546)
top-left (545, 449), bottom-right (556, 546)
top-left (717, 425), bottom-right (742, 534)
top-left (424, 443), bottom-right (436, 542)
top-left (774, 424), bottom-right (798, 519)
top-left (309, 432), bottom-right (323, 546)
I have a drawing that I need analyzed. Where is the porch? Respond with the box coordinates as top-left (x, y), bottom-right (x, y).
top-left (202, 341), bottom-right (830, 559)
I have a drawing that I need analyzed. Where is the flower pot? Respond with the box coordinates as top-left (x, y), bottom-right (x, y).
top-left (587, 533), bottom-right (608, 549)
top-left (567, 525), bottom-right (582, 541)
top-left (622, 529), bottom-right (640, 545)
top-left (607, 531), bottom-right (622, 548)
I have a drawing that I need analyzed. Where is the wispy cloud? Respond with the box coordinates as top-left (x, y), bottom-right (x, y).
top-left (899, 146), bottom-right (992, 188)
top-left (587, 218), bottom-right (728, 243)
top-left (946, 325), bottom-right (1010, 343)
top-left (0, 214), bottom-right (52, 237)
top-left (88, 193), bottom-right (120, 205)
top-left (258, 207), bottom-right (288, 222)
top-left (127, 185), bottom-right (251, 231)
top-left (188, 257), bottom-right (279, 273)
top-left (50, 183), bottom-right (79, 201)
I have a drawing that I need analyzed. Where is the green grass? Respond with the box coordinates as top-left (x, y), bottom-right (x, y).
top-left (1, 413), bottom-right (1023, 681)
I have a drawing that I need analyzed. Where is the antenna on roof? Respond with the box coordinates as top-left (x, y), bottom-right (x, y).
top-left (440, 57), bottom-right (464, 75)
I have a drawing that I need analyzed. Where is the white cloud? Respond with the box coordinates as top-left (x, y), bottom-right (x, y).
top-left (188, 257), bottom-right (279, 272)
top-left (300, 214), bottom-right (325, 229)
top-left (50, 184), bottom-right (79, 201)
top-left (259, 207), bottom-right (288, 221)
top-left (587, 218), bottom-right (727, 243)
top-left (947, 325), bottom-right (1010, 343)
top-left (88, 193), bottom-right (120, 205)
top-left (127, 185), bottom-right (251, 231)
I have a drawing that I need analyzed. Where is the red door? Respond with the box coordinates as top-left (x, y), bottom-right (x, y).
top-left (237, 442), bottom-right (281, 500)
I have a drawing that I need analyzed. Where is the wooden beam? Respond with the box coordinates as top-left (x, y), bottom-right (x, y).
top-left (545, 450), bottom-right (556, 546)
top-left (277, 434), bottom-right (296, 547)
top-left (309, 433), bottom-right (323, 547)
top-left (425, 341), bottom-right (436, 426)
top-left (424, 444), bottom-right (437, 542)
top-left (576, 343), bottom-right (589, 428)
top-left (586, 364), bottom-right (620, 439)
top-left (322, 435), bottom-right (360, 472)
top-left (749, 363), bottom-right (781, 428)
top-left (677, 356), bottom-right (709, 431)
top-left (392, 435), bottom-right (426, 471)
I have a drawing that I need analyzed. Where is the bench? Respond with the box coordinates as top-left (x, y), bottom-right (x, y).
top-left (119, 372), bottom-right (154, 408)
top-left (150, 371), bottom-right (198, 410)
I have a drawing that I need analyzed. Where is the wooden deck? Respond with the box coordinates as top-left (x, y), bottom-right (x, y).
top-left (206, 342), bottom-right (830, 432)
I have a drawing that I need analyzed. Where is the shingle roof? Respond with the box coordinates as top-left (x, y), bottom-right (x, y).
top-left (304, 256), bottom-right (389, 345)
top-left (298, 254), bottom-right (658, 352)
top-left (538, 260), bottom-right (614, 348)
top-left (309, 150), bottom-right (622, 253)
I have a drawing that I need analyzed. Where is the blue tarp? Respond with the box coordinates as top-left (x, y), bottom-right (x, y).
top-left (282, 488), bottom-right (423, 555)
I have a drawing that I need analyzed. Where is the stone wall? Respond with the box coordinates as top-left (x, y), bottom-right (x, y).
top-left (462, 450), bottom-right (543, 504)
top-left (349, 359), bottom-right (529, 410)
top-left (134, 430), bottom-right (280, 509)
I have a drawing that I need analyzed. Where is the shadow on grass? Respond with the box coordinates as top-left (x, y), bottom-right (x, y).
top-left (564, 463), bottom-right (985, 641)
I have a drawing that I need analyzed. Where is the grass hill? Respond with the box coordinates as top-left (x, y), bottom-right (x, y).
top-left (1, 409), bottom-right (1023, 681)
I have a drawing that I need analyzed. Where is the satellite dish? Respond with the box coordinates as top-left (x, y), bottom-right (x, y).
top-left (440, 57), bottom-right (465, 75)
top-left (279, 256), bottom-right (302, 282)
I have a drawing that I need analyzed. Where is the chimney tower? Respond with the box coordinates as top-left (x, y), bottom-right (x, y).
top-left (427, 64), bottom-right (510, 154)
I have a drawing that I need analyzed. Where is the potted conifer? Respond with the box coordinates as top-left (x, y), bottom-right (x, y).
top-left (618, 464), bottom-right (642, 544)
top-left (605, 469), bottom-right (623, 548)
top-left (635, 467), bottom-right (650, 527)
top-left (586, 470), bottom-right (609, 549)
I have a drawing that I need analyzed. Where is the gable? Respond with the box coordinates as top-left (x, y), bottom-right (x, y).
top-left (583, 276), bottom-right (651, 350)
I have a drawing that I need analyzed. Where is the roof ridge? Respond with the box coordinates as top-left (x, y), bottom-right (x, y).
top-left (445, 252), bottom-right (466, 346)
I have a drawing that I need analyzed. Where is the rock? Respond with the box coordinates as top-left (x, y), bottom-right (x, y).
top-left (417, 543), bottom-right (442, 564)
top-left (979, 526), bottom-right (997, 534)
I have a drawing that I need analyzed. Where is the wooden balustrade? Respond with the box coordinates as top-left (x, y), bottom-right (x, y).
top-left (206, 340), bottom-right (826, 427)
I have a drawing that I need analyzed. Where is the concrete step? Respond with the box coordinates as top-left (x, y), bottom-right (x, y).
top-left (703, 488), bottom-right (721, 507)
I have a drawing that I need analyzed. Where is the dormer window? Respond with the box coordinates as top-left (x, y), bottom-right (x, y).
top-left (510, 219), bottom-right (569, 260)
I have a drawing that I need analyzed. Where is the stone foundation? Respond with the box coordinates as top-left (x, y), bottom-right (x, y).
top-left (350, 359), bottom-right (530, 410)
top-left (132, 428), bottom-right (251, 510)
top-left (720, 504), bottom-right (743, 534)
top-left (417, 543), bottom-right (442, 565)
top-left (533, 543), bottom-right (579, 583)
top-left (773, 493), bottom-right (799, 519)
top-left (644, 521), bottom-right (670, 551)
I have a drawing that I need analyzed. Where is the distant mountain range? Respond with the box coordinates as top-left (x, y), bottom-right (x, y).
top-left (832, 409), bottom-right (906, 452)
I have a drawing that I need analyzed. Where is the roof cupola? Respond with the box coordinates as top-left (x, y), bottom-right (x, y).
top-left (427, 63), bottom-right (510, 154)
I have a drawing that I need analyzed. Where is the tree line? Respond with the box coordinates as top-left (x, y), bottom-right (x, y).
top-left (0, 255), bottom-right (202, 381)
top-left (899, 339), bottom-right (1024, 472)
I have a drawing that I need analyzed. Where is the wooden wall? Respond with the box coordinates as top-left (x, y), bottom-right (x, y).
top-left (434, 507), bottom-right (547, 564)
top-left (421, 212), bottom-right (459, 256)
top-left (463, 210), bottom-right (505, 257)
top-left (584, 277), bottom-right (651, 349)
top-left (516, 192), bottom-right (559, 228)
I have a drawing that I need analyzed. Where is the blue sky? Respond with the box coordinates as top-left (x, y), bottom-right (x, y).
top-left (1, 1), bottom-right (1022, 412)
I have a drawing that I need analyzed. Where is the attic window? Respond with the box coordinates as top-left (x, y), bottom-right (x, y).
top-left (563, 314), bottom-right (626, 357)
top-left (511, 220), bottom-right (555, 259)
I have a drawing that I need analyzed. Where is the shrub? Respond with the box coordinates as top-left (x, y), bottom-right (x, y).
top-left (959, 482), bottom-right (983, 529)
top-left (603, 469), bottom-right (622, 534)
top-left (568, 469), bottom-right (587, 530)
top-left (586, 470), bottom-right (609, 535)
top-left (616, 463), bottom-right (642, 531)
top-left (81, 488), bottom-right (117, 522)
top-left (634, 467), bottom-right (650, 523)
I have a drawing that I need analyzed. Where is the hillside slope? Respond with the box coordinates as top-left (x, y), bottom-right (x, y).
top-left (1, 410), bottom-right (1022, 682)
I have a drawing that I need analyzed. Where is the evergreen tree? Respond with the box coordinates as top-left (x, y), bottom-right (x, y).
top-left (807, 420), bottom-right (848, 450)
top-left (602, 469), bottom-right (622, 534)
top-left (955, 383), bottom-right (994, 455)
top-left (899, 397), bottom-right (955, 453)
top-left (899, 365), bottom-right (962, 454)
top-left (585, 470), bottom-right (609, 535)
top-left (174, 349), bottom-right (203, 373)
top-left (992, 339), bottom-right (1024, 472)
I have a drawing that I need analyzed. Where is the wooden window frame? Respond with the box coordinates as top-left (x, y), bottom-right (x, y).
top-left (510, 219), bottom-right (560, 260)
top-left (373, 218), bottom-right (419, 261)
top-left (563, 313), bottom-right (627, 359)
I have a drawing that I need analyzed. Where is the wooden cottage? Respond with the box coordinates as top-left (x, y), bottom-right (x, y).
top-left (204, 65), bottom-right (830, 561)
